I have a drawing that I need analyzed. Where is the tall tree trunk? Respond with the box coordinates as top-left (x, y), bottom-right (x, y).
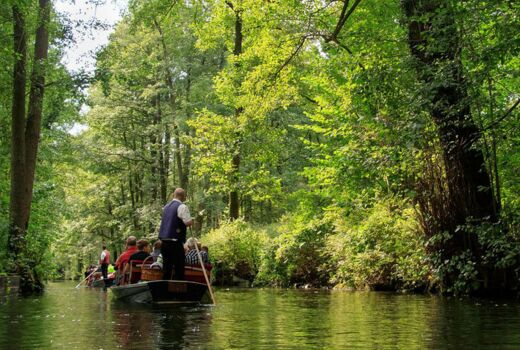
top-left (24, 0), bottom-right (50, 216)
top-left (181, 64), bottom-right (193, 192)
top-left (128, 175), bottom-right (139, 229)
top-left (487, 77), bottom-right (501, 212)
top-left (149, 135), bottom-right (158, 201)
top-left (163, 124), bottom-right (171, 199)
top-left (173, 126), bottom-right (185, 189)
top-left (402, 0), bottom-right (498, 291)
top-left (158, 96), bottom-right (168, 203)
top-left (153, 18), bottom-right (185, 191)
top-left (8, 0), bottom-right (50, 294)
top-left (149, 97), bottom-right (161, 201)
top-left (120, 181), bottom-right (126, 206)
top-left (229, 136), bottom-right (241, 220)
top-left (9, 4), bottom-right (28, 257)
top-left (228, 2), bottom-right (243, 220)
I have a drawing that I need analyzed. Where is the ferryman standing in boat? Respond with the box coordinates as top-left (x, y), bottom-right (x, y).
top-left (99, 244), bottom-right (110, 280)
top-left (158, 188), bottom-right (194, 280)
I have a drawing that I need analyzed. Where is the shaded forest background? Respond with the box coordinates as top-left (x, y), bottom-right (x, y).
top-left (0, 0), bottom-right (519, 295)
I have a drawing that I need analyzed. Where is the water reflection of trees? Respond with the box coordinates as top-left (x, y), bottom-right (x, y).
top-left (327, 292), bottom-right (435, 348)
top-left (2, 283), bottom-right (520, 349)
top-left (207, 289), bottom-right (334, 348)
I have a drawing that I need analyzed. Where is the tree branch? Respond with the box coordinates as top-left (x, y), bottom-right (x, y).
top-left (270, 0), bottom-right (365, 78)
top-left (331, 0), bottom-right (362, 39)
top-left (482, 98), bottom-right (520, 132)
top-left (271, 35), bottom-right (308, 81)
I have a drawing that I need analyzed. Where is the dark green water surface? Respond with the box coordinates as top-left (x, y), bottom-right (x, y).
top-left (1, 281), bottom-right (519, 349)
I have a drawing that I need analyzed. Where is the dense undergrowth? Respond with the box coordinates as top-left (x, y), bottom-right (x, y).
top-left (203, 199), bottom-right (432, 291)
top-left (203, 200), bottom-right (520, 294)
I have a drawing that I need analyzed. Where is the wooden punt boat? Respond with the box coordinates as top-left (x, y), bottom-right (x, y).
top-left (111, 280), bottom-right (208, 304)
top-left (110, 258), bottom-right (212, 304)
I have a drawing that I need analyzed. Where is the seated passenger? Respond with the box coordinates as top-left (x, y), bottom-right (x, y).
top-left (114, 236), bottom-right (138, 272)
top-left (150, 254), bottom-right (163, 270)
top-left (84, 265), bottom-right (95, 278)
top-left (128, 239), bottom-right (151, 263)
top-left (184, 238), bottom-right (210, 265)
top-left (121, 239), bottom-right (151, 284)
top-left (200, 245), bottom-right (210, 264)
top-left (151, 240), bottom-right (161, 262)
top-left (201, 245), bottom-right (210, 259)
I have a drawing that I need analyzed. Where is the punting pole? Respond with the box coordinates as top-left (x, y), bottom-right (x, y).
top-left (75, 266), bottom-right (99, 289)
top-left (190, 227), bottom-right (216, 305)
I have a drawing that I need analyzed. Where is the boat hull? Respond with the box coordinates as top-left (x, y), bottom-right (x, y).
top-left (111, 283), bottom-right (152, 303)
top-left (111, 280), bottom-right (208, 304)
top-left (147, 280), bottom-right (208, 303)
top-left (92, 278), bottom-right (114, 288)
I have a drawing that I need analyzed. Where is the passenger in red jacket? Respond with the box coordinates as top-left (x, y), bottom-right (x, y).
top-left (115, 236), bottom-right (137, 273)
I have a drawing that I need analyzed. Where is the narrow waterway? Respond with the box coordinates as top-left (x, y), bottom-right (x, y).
top-left (1, 281), bottom-right (519, 349)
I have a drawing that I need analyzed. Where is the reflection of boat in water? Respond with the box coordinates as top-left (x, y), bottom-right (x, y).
top-left (111, 259), bottom-right (212, 304)
top-left (111, 280), bottom-right (209, 303)
top-left (110, 293), bottom-right (214, 348)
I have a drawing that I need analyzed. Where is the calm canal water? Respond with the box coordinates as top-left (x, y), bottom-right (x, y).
top-left (1, 281), bottom-right (519, 349)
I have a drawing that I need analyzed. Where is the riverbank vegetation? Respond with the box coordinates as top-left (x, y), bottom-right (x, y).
top-left (1, 0), bottom-right (519, 295)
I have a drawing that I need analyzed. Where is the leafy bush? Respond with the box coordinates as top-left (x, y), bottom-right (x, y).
top-left (255, 199), bottom-right (430, 290)
top-left (256, 214), bottom-right (333, 287)
top-left (328, 200), bottom-right (430, 291)
top-left (202, 219), bottom-right (269, 283)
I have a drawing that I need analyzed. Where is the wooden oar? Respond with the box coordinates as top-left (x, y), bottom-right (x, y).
top-left (75, 266), bottom-right (98, 289)
top-left (190, 227), bottom-right (216, 305)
